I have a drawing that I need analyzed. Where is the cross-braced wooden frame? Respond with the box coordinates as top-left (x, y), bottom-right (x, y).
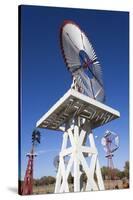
top-left (36, 89), bottom-right (120, 193)
top-left (55, 117), bottom-right (104, 193)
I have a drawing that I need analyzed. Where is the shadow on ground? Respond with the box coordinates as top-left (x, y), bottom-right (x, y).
top-left (7, 187), bottom-right (18, 194)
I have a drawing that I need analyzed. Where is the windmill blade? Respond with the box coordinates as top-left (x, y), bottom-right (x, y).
top-left (101, 137), bottom-right (106, 146)
top-left (91, 78), bottom-right (105, 102)
top-left (77, 69), bottom-right (94, 97)
top-left (82, 33), bottom-right (104, 86)
top-left (61, 24), bottom-right (81, 72)
top-left (103, 147), bottom-right (108, 153)
top-left (115, 136), bottom-right (119, 146)
top-left (111, 147), bottom-right (119, 153)
top-left (104, 130), bottom-right (112, 137)
top-left (64, 22), bottom-right (85, 52)
top-left (82, 33), bottom-right (97, 61)
top-left (92, 61), bottom-right (104, 86)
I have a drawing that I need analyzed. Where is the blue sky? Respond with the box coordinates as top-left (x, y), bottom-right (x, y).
top-left (20, 5), bottom-right (129, 180)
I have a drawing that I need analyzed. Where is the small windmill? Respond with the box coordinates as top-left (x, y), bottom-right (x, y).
top-left (21, 129), bottom-right (41, 195)
top-left (53, 155), bottom-right (60, 172)
top-left (101, 130), bottom-right (119, 188)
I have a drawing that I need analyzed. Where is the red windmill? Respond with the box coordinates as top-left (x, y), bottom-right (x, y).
top-left (21, 129), bottom-right (41, 195)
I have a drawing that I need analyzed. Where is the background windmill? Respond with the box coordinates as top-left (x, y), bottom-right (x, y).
top-left (21, 129), bottom-right (41, 195)
top-left (101, 130), bottom-right (119, 188)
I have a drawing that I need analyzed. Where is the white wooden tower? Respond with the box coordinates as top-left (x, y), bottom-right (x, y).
top-left (36, 89), bottom-right (120, 193)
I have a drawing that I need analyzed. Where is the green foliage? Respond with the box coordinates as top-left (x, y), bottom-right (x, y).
top-left (81, 172), bottom-right (87, 182)
top-left (68, 173), bottom-right (74, 184)
top-left (47, 176), bottom-right (56, 185)
top-left (33, 176), bottom-right (56, 186)
top-left (101, 161), bottom-right (129, 180)
top-left (124, 161), bottom-right (129, 178)
top-left (101, 166), bottom-right (109, 180)
top-left (33, 161), bottom-right (129, 187)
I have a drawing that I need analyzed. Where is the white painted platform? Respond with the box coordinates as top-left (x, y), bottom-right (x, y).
top-left (36, 89), bottom-right (120, 130)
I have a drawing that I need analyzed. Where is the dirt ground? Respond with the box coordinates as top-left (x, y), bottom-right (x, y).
top-left (33, 180), bottom-right (129, 194)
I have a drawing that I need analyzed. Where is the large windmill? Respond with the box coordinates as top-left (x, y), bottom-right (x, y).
top-left (36, 20), bottom-right (120, 193)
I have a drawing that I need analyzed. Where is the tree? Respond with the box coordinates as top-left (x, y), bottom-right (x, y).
top-left (68, 173), bottom-right (73, 184)
top-left (101, 166), bottom-right (122, 180)
top-left (33, 176), bottom-right (56, 186)
top-left (101, 166), bottom-right (109, 180)
top-left (124, 161), bottom-right (129, 178)
top-left (46, 176), bottom-right (56, 185)
top-left (39, 176), bottom-right (47, 185)
top-left (116, 171), bottom-right (125, 179)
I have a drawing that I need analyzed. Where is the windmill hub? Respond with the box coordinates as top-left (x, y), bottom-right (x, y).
top-left (79, 50), bottom-right (90, 67)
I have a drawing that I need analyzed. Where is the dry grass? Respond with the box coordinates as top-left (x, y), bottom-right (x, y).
top-left (33, 180), bottom-right (129, 194)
